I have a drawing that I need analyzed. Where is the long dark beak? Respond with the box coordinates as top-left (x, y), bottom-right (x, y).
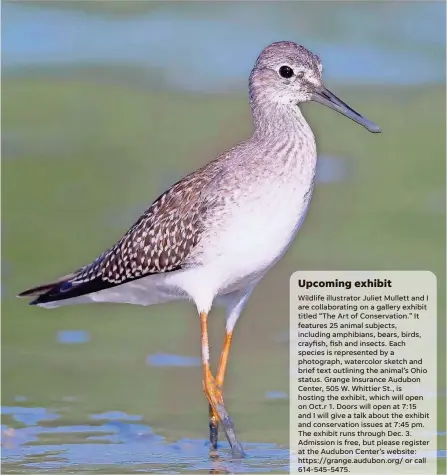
top-left (311, 86), bottom-right (381, 133)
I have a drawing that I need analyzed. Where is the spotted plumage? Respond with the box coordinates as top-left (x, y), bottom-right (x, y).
top-left (20, 169), bottom-right (217, 304)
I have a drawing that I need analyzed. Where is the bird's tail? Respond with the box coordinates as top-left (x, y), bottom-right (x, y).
top-left (17, 271), bottom-right (80, 305)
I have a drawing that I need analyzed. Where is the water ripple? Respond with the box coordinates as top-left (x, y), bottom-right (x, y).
top-left (2, 404), bottom-right (443, 472)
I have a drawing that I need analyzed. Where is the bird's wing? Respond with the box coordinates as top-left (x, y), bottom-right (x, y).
top-left (18, 171), bottom-right (214, 305)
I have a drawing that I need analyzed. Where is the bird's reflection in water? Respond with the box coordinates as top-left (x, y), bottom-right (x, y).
top-left (208, 451), bottom-right (233, 474)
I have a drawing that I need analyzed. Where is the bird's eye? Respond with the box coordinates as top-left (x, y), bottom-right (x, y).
top-left (296, 71), bottom-right (305, 79)
top-left (279, 65), bottom-right (294, 79)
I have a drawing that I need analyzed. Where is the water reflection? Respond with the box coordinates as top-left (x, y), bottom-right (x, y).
top-left (2, 406), bottom-right (445, 473)
top-left (2, 404), bottom-right (290, 472)
top-left (2, 403), bottom-right (443, 471)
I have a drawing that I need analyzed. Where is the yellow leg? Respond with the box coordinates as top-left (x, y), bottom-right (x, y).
top-left (216, 331), bottom-right (233, 388)
top-left (201, 312), bottom-right (224, 416)
top-left (200, 312), bottom-right (243, 457)
top-left (208, 330), bottom-right (233, 449)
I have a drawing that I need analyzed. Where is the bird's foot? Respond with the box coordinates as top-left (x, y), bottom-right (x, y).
top-left (209, 404), bottom-right (219, 450)
top-left (203, 371), bottom-right (245, 458)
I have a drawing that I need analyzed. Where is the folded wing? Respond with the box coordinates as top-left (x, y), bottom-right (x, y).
top-left (18, 172), bottom-right (213, 305)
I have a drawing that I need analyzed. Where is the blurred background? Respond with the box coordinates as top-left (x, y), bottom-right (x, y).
top-left (1, 1), bottom-right (445, 472)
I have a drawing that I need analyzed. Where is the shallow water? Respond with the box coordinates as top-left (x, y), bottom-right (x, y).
top-left (1, 404), bottom-right (290, 473)
top-left (2, 403), bottom-right (445, 473)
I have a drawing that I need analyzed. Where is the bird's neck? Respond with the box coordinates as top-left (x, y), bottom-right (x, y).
top-left (249, 97), bottom-right (317, 179)
top-left (251, 94), bottom-right (313, 139)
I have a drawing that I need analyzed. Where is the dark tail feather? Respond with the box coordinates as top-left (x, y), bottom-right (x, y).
top-left (18, 282), bottom-right (63, 298)
top-left (17, 271), bottom-right (80, 305)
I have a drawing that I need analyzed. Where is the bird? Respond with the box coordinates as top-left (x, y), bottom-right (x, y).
top-left (18, 41), bottom-right (380, 457)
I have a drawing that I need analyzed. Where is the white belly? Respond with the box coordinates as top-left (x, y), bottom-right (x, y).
top-left (197, 182), bottom-right (314, 295)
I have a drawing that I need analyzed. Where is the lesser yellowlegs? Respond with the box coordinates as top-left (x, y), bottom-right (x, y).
top-left (18, 41), bottom-right (380, 457)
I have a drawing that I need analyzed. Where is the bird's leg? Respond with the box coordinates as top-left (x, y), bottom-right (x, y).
top-left (200, 312), bottom-right (244, 457)
top-left (208, 403), bottom-right (219, 450)
top-left (208, 330), bottom-right (233, 449)
top-left (216, 330), bottom-right (233, 388)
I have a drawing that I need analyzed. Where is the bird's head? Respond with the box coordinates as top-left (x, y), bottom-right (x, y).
top-left (250, 41), bottom-right (380, 133)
